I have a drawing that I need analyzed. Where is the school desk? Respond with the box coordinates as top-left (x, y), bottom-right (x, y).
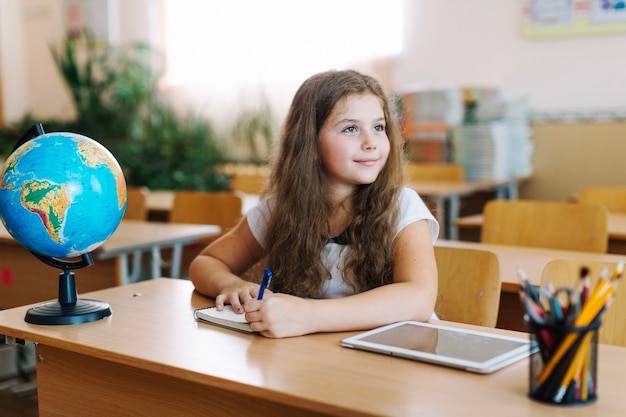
top-left (0, 278), bottom-right (624, 417)
top-left (453, 212), bottom-right (626, 254)
top-left (145, 178), bottom-right (526, 240)
top-left (435, 239), bottom-right (626, 330)
top-left (435, 239), bottom-right (626, 292)
top-left (0, 220), bottom-right (220, 310)
top-left (408, 176), bottom-right (527, 240)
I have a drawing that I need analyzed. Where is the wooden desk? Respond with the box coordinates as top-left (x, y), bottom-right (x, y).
top-left (436, 239), bottom-right (626, 293)
top-left (435, 239), bottom-right (626, 330)
top-left (97, 220), bottom-right (220, 283)
top-left (454, 212), bottom-right (626, 253)
top-left (0, 221), bottom-right (220, 309)
top-left (1, 278), bottom-right (625, 416)
top-left (146, 180), bottom-right (525, 241)
top-left (410, 177), bottom-right (526, 240)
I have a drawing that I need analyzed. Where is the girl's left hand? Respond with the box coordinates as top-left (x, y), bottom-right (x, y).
top-left (243, 293), bottom-right (314, 338)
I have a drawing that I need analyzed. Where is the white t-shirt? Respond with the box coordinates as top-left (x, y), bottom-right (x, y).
top-left (246, 187), bottom-right (439, 298)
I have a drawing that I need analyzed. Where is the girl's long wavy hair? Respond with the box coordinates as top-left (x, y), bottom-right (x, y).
top-left (262, 69), bottom-right (405, 297)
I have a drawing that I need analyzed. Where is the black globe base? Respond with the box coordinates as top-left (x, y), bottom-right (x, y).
top-left (24, 252), bottom-right (113, 325)
top-left (25, 299), bottom-right (112, 325)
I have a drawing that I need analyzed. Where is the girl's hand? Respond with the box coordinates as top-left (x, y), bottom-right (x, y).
top-left (243, 294), bottom-right (314, 338)
top-left (215, 281), bottom-right (267, 313)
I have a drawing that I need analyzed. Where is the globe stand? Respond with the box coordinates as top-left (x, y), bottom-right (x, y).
top-left (24, 252), bottom-right (112, 325)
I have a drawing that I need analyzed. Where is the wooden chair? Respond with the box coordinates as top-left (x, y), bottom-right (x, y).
top-left (168, 191), bottom-right (243, 276)
top-left (578, 186), bottom-right (626, 213)
top-left (434, 245), bottom-right (501, 327)
top-left (123, 186), bottom-right (150, 220)
top-left (406, 162), bottom-right (464, 182)
top-left (541, 259), bottom-right (626, 347)
top-left (170, 191), bottom-right (243, 241)
top-left (481, 200), bottom-right (609, 253)
top-left (230, 173), bottom-right (267, 194)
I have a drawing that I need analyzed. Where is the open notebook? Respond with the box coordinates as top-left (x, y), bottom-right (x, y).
top-left (194, 305), bottom-right (252, 333)
top-left (341, 321), bottom-right (536, 374)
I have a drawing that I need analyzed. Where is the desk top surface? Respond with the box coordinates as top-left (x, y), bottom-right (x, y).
top-left (1, 278), bottom-right (624, 417)
top-left (0, 220), bottom-right (220, 256)
top-left (408, 177), bottom-right (524, 197)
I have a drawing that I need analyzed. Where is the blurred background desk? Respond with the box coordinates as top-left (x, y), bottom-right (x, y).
top-left (435, 239), bottom-right (626, 330)
top-left (97, 220), bottom-right (220, 284)
top-left (436, 239), bottom-right (626, 292)
top-left (1, 278), bottom-right (625, 416)
top-left (144, 179), bottom-right (526, 241)
top-left (410, 176), bottom-right (527, 240)
top-left (0, 220), bottom-right (219, 309)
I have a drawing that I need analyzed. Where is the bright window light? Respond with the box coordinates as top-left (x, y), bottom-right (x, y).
top-left (161, 0), bottom-right (403, 118)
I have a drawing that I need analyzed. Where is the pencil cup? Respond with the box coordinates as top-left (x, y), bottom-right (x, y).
top-left (526, 317), bottom-right (599, 406)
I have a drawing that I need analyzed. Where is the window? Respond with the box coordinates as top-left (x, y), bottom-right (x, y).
top-left (161, 0), bottom-right (403, 122)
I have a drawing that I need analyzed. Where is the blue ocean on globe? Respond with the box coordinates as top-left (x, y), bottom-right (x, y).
top-left (0, 132), bottom-right (127, 258)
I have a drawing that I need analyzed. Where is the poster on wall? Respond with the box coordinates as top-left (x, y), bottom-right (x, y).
top-left (522, 0), bottom-right (626, 37)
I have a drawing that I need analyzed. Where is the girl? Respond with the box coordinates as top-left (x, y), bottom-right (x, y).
top-left (189, 69), bottom-right (439, 338)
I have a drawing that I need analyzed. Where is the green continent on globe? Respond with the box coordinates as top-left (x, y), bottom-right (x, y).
top-left (21, 180), bottom-right (69, 244)
top-left (76, 139), bottom-right (126, 209)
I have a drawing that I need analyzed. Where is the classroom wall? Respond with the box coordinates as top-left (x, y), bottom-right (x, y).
top-left (396, 0), bottom-right (626, 112)
top-left (1, 0), bottom-right (625, 200)
top-left (0, 0), bottom-right (32, 123)
top-left (520, 123), bottom-right (626, 202)
top-left (7, 1), bottom-right (626, 123)
top-left (0, 0), bottom-right (162, 123)
top-left (394, 0), bottom-right (626, 201)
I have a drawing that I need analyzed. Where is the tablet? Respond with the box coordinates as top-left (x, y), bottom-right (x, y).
top-left (340, 321), bottom-right (536, 374)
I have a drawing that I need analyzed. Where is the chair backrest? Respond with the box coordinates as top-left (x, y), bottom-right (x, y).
top-left (541, 259), bottom-right (626, 347)
top-left (406, 163), bottom-right (464, 182)
top-left (481, 200), bottom-right (609, 253)
top-left (170, 191), bottom-right (243, 240)
top-left (123, 186), bottom-right (149, 220)
top-left (434, 245), bottom-right (501, 327)
top-left (578, 187), bottom-right (626, 213)
top-left (230, 173), bottom-right (267, 194)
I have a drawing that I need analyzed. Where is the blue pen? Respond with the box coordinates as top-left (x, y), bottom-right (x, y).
top-left (257, 268), bottom-right (273, 300)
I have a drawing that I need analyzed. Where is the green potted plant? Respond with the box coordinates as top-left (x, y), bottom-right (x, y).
top-left (229, 102), bottom-right (275, 166)
top-left (1, 35), bottom-right (229, 192)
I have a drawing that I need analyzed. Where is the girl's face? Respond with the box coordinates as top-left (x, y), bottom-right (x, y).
top-left (318, 93), bottom-right (390, 194)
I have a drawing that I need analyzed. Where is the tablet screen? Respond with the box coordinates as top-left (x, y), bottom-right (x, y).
top-left (341, 321), bottom-right (533, 373)
top-left (358, 322), bottom-right (527, 362)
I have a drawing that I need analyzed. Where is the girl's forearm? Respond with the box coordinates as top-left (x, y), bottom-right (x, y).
top-left (189, 255), bottom-right (245, 298)
top-left (308, 281), bottom-right (435, 334)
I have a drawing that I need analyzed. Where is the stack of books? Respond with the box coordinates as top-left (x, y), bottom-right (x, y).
top-left (451, 121), bottom-right (533, 180)
top-left (400, 86), bottom-right (464, 163)
top-left (450, 91), bottom-right (533, 181)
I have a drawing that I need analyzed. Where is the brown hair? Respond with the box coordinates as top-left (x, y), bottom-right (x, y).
top-left (262, 69), bottom-right (405, 297)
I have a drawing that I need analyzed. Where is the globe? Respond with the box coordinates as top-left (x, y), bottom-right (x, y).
top-left (0, 132), bottom-right (127, 259)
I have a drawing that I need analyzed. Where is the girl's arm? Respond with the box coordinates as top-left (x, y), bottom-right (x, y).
top-left (189, 218), bottom-right (266, 312)
top-left (244, 219), bottom-right (438, 337)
